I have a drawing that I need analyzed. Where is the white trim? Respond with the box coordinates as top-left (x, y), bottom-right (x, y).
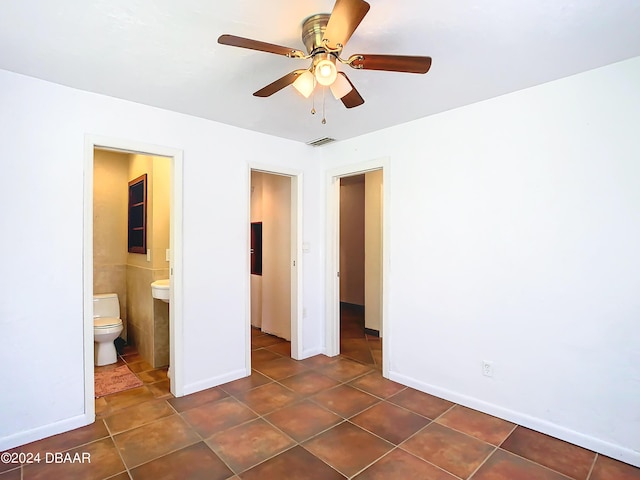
top-left (302, 347), bottom-right (325, 358)
top-left (83, 138), bottom-right (96, 420)
top-left (325, 175), bottom-right (340, 357)
top-left (248, 163), bottom-right (304, 362)
top-left (183, 368), bottom-right (247, 396)
top-left (83, 135), bottom-right (185, 410)
top-left (325, 157), bottom-right (391, 377)
top-left (0, 414), bottom-right (92, 452)
top-left (290, 173), bottom-right (304, 360)
top-left (389, 371), bottom-right (640, 468)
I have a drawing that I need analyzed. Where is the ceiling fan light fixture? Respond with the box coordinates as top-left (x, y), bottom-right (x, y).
top-left (314, 53), bottom-right (337, 86)
top-left (292, 70), bottom-right (315, 97)
top-left (220, 0), bottom-right (432, 112)
top-left (330, 73), bottom-right (353, 99)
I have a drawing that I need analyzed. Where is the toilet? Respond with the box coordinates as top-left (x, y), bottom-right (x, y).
top-left (93, 293), bottom-right (124, 366)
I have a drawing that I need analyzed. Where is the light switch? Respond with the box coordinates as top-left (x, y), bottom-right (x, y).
top-left (166, 249), bottom-right (170, 261)
top-left (146, 249), bottom-right (151, 261)
top-left (302, 242), bottom-right (310, 253)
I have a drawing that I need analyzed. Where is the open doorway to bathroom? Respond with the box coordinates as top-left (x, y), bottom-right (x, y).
top-left (84, 136), bottom-right (184, 421)
top-left (249, 168), bottom-right (302, 364)
top-left (92, 149), bottom-right (171, 396)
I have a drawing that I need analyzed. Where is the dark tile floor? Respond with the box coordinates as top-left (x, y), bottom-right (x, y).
top-left (339, 304), bottom-right (381, 369)
top-left (2, 310), bottom-right (639, 479)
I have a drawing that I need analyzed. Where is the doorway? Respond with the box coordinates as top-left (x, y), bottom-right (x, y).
top-left (83, 136), bottom-right (184, 421)
top-left (339, 172), bottom-right (383, 368)
top-left (248, 167), bottom-right (302, 363)
top-left (326, 159), bottom-right (389, 376)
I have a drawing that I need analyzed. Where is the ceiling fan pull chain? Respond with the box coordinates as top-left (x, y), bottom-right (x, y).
top-left (322, 87), bottom-right (327, 124)
top-left (311, 82), bottom-right (316, 115)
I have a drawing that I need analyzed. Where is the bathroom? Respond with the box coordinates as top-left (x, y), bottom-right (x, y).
top-left (93, 148), bottom-right (171, 369)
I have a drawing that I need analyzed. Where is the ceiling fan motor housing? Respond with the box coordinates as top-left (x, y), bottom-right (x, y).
top-left (302, 14), bottom-right (331, 54)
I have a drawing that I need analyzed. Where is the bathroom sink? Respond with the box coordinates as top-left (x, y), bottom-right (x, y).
top-left (151, 279), bottom-right (170, 303)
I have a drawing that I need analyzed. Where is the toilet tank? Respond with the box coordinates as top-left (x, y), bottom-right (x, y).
top-left (93, 293), bottom-right (121, 319)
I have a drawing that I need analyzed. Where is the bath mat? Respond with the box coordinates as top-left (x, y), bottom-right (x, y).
top-left (95, 365), bottom-right (143, 398)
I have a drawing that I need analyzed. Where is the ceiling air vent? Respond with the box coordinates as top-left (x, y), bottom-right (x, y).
top-left (306, 137), bottom-right (336, 147)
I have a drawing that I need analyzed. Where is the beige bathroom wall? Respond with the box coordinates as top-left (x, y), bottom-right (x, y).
top-left (125, 154), bottom-right (170, 367)
top-left (127, 154), bottom-right (153, 268)
top-left (126, 264), bottom-right (153, 362)
top-left (151, 156), bottom-right (170, 270)
top-left (93, 149), bottom-right (129, 339)
top-left (150, 156), bottom-right (170, 367)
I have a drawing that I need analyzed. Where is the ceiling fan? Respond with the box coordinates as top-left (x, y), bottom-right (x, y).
top-left (218, 0), bottom-right (432, 110)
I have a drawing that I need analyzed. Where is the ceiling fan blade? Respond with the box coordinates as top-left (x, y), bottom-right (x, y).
top-left (253, 70), bottom-right (308, 97)
top-left (218, 34), bottom-right (305, 58)
top-left (322, 0), bottom-right (371, 50)
top-left (348, 54), bottom-right (432, 74)
top-left (339, 73), bottom-right (365, 108)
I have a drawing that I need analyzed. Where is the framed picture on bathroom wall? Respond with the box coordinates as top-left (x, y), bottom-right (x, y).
top-left (128, 174), bottom-right (147, 254)
top-left (250, 222), bottom-right (262, 275)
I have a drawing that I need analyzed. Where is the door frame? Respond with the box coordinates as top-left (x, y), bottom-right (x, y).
top-left (325, 157), bottom-right (390, 377)
top-left (83, 135), bottom-right (185, 420)
top-left (248, 164), bottom-right (303, 362)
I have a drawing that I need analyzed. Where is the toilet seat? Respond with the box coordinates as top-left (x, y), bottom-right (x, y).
top-left (94, 317), bottom-right (122, 329)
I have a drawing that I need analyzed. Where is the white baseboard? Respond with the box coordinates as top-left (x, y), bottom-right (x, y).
top-left (301, 347), bottom-right (325, 359)
top-left (181, 368), bottom-right (248, 396)
top-left (389, 371), bottom-right (640, 469)
top-left (0, 413), bottom-right (93, 452)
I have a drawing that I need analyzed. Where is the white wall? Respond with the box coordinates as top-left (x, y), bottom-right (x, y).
top-left (251, 171), bottom-right (292, 340)
top-left (364, 170), bottom-right (383, 333)
top-left (262, 173), bottom-right (292, 340)
top-left (250, 172), bottom-right (263, 328)
top-left (2, 55), bottom-right (638, 466)
top-left (0, 69), bottom-right (322, 449)
top-left (320, 56), bottom-right (640, 466)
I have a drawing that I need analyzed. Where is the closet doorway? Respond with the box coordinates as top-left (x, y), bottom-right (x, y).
top-left (249, 168), bottom-right (302, 362)
top-left (326, 159), bottom-right (389, 376)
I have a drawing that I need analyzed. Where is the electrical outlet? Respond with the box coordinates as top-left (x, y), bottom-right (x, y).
top-left (482, 360), bottom-right (494, 377)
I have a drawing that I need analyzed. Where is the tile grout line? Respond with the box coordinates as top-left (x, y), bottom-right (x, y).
top-left (345, 442), bottom-right (468, 480)
top-left (491, 447), bottom-right (576, 480)
top-left (467, 444), bottom-right (499, 479)
top-left (426, 406), bottom-right (518, 452)
top-left (100, 334), bottom-right (626, 480)
top-left (210, 379), bottom-right (347, 477)
top-left (252, 343), bottom-right (477, 478)
top-left (222, 348), bottom-right (389, 477)
top-left (99, 353), bottom-right (203, 478)
top-left (495, 423), bottom-right (598, 480)
top-left (205, 383), bottom-right (300, 476)
top-left (104, 416), bottom-right (134, 479)
top-left (585, 453), bottom-right (598, 480)
top-left (348, 447), bottom-right (397, 480)
top-left (248, 329), bottom-right (383, 473)
top-left (113, 341), bottom-right (414, 477)
top-left (116, 412), bottom-right (206, 476)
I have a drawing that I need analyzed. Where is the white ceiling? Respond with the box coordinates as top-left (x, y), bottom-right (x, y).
top-left (1, 1), bottom-right (639, 144)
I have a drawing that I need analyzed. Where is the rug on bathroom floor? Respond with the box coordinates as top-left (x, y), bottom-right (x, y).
top-left (95, 365), bottom-right (143, 398)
